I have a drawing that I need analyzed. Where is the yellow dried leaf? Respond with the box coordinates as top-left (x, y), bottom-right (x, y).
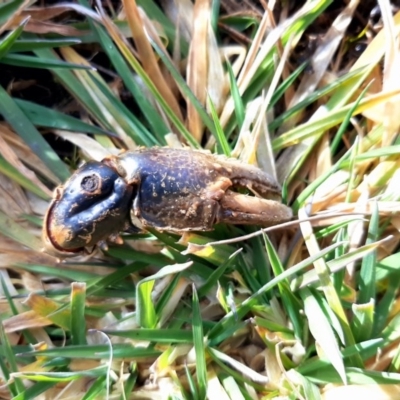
top-left (25, 293), bottom-right (71, 330)
top-left (25, 20), bottom-right (86, 36)
top-left (0, 124), bottom-right (60, 185)
top-left (0, 124), bottom-right (53, 197)
top-left (0, 0), bottom-right (30, 35)
top-left (3, 310), bottom-right (52, 333)
top-left (122, 0), bottom-right (183, 123)
top-left (186, 0), bottom-right (210, 141)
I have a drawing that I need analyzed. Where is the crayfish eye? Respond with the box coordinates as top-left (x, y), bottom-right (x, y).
top-left (81, 174), bottom-right (101, 193)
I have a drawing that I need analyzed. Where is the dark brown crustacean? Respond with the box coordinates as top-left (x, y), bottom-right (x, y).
top-left (43, 147), bottom-right (292, 255)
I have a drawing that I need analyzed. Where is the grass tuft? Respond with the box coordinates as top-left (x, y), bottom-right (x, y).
top-left (0, 0), bottom-right (400, 398)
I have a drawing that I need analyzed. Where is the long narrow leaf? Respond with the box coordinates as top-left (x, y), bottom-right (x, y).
top-left (0, 17), bottom-right (27, 59)
top-left (0, 85), bottom-right (70, 181)
top-left (300, 288), bottom-right (347, 384)
top-left (78, 0), bottom-right (169, 143)
top-left (192, 286), bottom-right (207, 399)
top-left (15, 99), bottom-right (113, 136)
top-left (1, 53), bottom-right (94, 69)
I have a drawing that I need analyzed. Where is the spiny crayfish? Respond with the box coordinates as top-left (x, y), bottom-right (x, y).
top-left (43, 147), bottom-right (292, 255)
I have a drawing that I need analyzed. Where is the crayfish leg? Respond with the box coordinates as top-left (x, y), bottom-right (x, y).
top-left (217, 190), bottom-right (293, 226)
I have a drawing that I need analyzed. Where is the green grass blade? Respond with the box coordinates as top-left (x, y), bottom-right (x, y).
top-left (33, 47), bottom-right (133, 142)
top-left (0, 155), bottom-right (50, 199)
top-left (84, 262), bottom-right (144, 297)
top-left (269, 62), bottom-right (307, 109)
top-left (1, 53), bottom-right (94, 69)
top-left (19, 344), bottom-right (161, 360)
top-left (305, 367), bottom-right (400, 385)
top-left (234, 252), bottom-right (268, 304)
top-left (289, 370), bottom-right (322, 400)
top-left (136, 279), bottom-right (157, 329)
top-left (283, 0), bottom-right (333, 42)
top-left (81, 376), bottom-right (107, 400)
top-left (358, 201), bottom-right (379, 304)
top-left (208, 348), bottom-right (268, 387)
top-left (106, 246), bottom-right (176, 267)
top-left (197, 249), bottom-right (241, 298)
top-left (137, 0), bottom-right (188, 55)
top-left (150, 37), bottom-right (217, 139)
top-left (0, 0), bottom-right (27, 25)
top-left (220, 373), bottom-right (246, 400)
top-left (105, 328), bottom-right (193, 343)
top-left (0, 210), bottom-right (43, 251)
top-left (93, 25), bottom-right (168, 144)
top-left (121, 363), bottom-right (138, 400)
top-left (15, 99), bottom-right (113, 136)
top-left (99, 13), bottom-right (200, 148)
top-left (291, 150), bottom-right (349, 212)
top-left (207, 95), bottom-right (231, 156)
top-left (0, 17), bottom-right (27, 58)
top-left (300, 288), bottom-right (347, 384)
top-left (299, 338), bottom-right (384, 375)
top-left (349, 144), bottom-right (400, 161)
top-left (13, 365), bottom-right (109, 382)
top-left (12, 382), bottom-right (56, 400)
top-left (226, 60), bottom-right (244, 128)
top-left (78, 0), bottom-right (170, 142)
top-left (0, 321), bottom-right (25, 395)
top-left (136, 262), bottom-right (192, 328)
top-left (331, 83), bottom-right (372, 156)
top-left (185, 364), bottom-right (199, 400)
top-left (0, 86), bottom-right (70, 181)
top-left (192, 286), bottom-right (207, 400)
top-left (0, 275), bottom-right (36, 345)
top-left (374, 255), bottom-right (400, 336)
top-left (268, 67), bottom-right (366, 132)
top-left (70, 282), bottom-right (87, 345)
top-left (273, 90), bottom-right (399, 151)
top-left (263, 234), bottom-right (303, 339)
top-left (10, 37), bottom-right (81, 52)
top-left (208, 241), bottom-right (345, 341)
top-left (15, 263), bottom-right (99, 282)
top-left (248, 234), bottom-right (272, 289)
top-left (89, 73), bottom-right (157, 146)
top-left (154, 272), bottom-right (182, 320)
top-left (351, 301), bottom-right (375, 344)
top-left (292, 239), bottom-right (385, 290)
